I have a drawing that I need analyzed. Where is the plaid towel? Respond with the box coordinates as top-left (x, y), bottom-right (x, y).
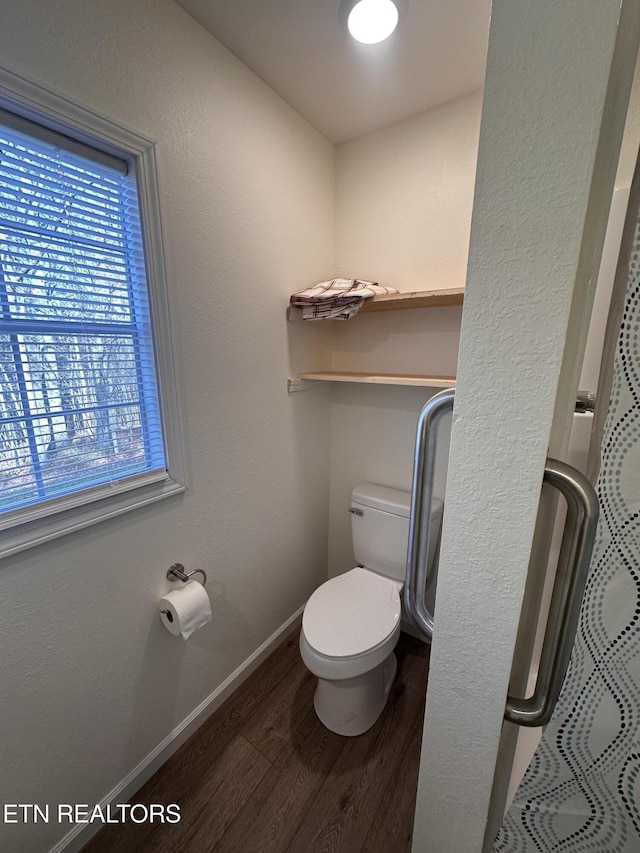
top-left (290, 279), bottom-right (399, 320)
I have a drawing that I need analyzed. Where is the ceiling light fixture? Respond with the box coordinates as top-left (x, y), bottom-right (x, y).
top-left (340, 0), bottom-right (404, 45)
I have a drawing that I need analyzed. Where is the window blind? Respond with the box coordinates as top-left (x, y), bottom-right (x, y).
top-left (0, 113), bottom-right (166, 518)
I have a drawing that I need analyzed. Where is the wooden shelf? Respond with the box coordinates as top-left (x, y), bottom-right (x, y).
top-left (297, 371), bottom-right (456, 388)
top-left (358, 287), bottom-right (464, 313)
top-left (290, 289), bottom-right (461, 390)
top-left (287, 287), bottom-right (464, 320)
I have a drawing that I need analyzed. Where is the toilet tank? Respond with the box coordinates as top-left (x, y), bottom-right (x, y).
top-left (350, 482), bottom-right (443, 582)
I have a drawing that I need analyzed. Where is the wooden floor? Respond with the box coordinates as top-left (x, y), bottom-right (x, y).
top-left (82, 630), bottom-right (430, 853)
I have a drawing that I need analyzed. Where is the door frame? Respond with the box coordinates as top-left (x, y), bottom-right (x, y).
top-left (411, 2), bottom-right (640, 851)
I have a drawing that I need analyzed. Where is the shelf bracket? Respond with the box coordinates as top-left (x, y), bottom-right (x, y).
top-left (287, 378), bottom-right (320, 393)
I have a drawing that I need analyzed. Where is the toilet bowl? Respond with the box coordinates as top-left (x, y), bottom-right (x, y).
top-left (300, 567), bottom-right (402, 736)
top-left (300, 483), bottom-right (443, 737)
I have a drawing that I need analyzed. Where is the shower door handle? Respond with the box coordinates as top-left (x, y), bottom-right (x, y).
top-left (404, 388), bottom-right (455, 641)
top-left (504, 458), bottom-right (599, 727)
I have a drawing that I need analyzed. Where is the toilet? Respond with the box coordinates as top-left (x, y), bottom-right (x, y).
top-left (300, 482), bottom-right (443, 736)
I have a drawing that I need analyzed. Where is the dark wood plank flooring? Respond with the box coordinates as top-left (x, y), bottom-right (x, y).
top-left (82, 630), bottom-right (429, 853)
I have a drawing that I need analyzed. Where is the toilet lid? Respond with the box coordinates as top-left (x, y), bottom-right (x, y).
top-left (303, 567), bottom-right (401, 658)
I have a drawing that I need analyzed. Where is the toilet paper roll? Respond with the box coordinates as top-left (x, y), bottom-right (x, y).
top-left (159, 580), bottom-right (212, 640)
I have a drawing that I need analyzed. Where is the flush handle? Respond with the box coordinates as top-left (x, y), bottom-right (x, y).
top-left (348, 507), bottom-right (364, 516)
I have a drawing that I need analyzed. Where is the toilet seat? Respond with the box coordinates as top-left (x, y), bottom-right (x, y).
top-left (302, 567), bottom-right (402, 659)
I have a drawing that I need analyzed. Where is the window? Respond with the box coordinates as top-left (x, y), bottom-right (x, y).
top-left (0, 73), bottom-right (184, 558)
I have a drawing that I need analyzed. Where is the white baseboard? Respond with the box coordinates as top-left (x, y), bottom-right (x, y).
top-left (52, 606), bottom-right (304, 853)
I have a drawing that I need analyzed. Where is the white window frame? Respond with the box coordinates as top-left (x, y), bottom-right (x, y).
top-left (0, 68), bottom-right (186, 559)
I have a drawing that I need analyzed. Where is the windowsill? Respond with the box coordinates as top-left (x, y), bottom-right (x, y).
top-left (0, 476), bottom-right (186, 560)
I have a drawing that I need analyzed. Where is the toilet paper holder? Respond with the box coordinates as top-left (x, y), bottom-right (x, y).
top-left (160, 564), bottom-right (208, 622)
top-left (166, 562), bottom-right (207, 588)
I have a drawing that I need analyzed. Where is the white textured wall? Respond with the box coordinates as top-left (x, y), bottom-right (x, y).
top-left (0, 2), bottom-right (334, 851)
top-left (326, 306), bottom-right (460, 579)
top-left (327, 382), bottom-right (454, 581)
top-left (327, 95), bottom-right (479, 577)
top-left (336, 90), bottom-right (483, 292)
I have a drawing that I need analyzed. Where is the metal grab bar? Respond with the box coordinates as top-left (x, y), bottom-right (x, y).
top-left (504, 458), bottom-right (599, 727)
top-left (404, 388), bottom-right (455, 640)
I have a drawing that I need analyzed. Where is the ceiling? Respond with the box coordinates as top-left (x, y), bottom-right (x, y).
top-left (175, 0), bottom-right (492, 144)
